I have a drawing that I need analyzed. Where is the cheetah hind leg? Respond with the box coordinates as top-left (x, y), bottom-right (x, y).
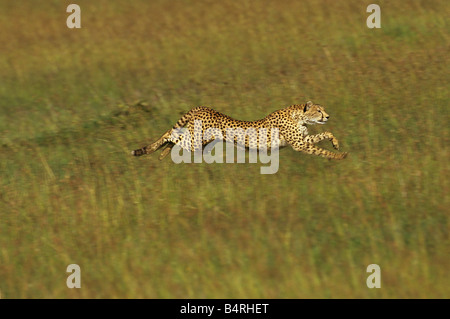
top-left (158, 143), bottom-right (175, 160)
top-left (159, 139), bottom-right (218, 161)
top-left (131, 129), bottom-right (172, 157)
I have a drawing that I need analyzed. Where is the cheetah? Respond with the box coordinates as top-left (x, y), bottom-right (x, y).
top-left (131, 101), bottom-right (348, 160)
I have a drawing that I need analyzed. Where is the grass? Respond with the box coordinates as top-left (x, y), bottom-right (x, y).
top-left (0, 0), bottom-right (448, 298)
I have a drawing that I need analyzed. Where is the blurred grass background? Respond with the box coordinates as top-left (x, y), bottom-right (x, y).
top-left (0, 0), bottom-right (448, 298)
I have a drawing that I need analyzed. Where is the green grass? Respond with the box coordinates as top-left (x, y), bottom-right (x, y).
top-left (0, 0), bottom-right (448, 298)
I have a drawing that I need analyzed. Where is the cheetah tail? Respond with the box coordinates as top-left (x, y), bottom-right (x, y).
top-left (131, 107), bottom-right (203, 157)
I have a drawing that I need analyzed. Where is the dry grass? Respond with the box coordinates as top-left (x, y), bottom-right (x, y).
top-left (0, 0), bottom-right (448, 298)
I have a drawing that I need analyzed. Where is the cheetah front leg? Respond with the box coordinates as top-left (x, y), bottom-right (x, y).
top-left (289, 140), bottom-right (347, 160)
top-left (303, 131), bottom-right (340, 150)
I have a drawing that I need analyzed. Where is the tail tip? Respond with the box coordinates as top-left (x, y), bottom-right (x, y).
top-left (132, 147), bottom-right (146, 156)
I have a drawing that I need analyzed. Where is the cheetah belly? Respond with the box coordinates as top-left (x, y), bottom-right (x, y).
top-left (278, 134), bottom-right (288, 148)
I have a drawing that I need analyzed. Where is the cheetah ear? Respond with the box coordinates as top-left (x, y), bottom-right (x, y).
top-left (304, 101), bottom-right (313, 112)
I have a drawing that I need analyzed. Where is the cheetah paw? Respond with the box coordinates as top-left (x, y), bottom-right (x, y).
top-left (332, 138), bottom-right (340, 150)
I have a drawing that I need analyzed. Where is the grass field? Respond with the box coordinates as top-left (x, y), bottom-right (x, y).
top-left (0, 0), bottom-right (448, 298)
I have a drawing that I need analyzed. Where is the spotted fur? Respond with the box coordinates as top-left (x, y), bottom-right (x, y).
top-left (132, 101), bottom-right (348, 160)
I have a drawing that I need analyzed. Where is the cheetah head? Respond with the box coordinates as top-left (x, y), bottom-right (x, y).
top-left (303, 101), bottom-right (330, 125)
